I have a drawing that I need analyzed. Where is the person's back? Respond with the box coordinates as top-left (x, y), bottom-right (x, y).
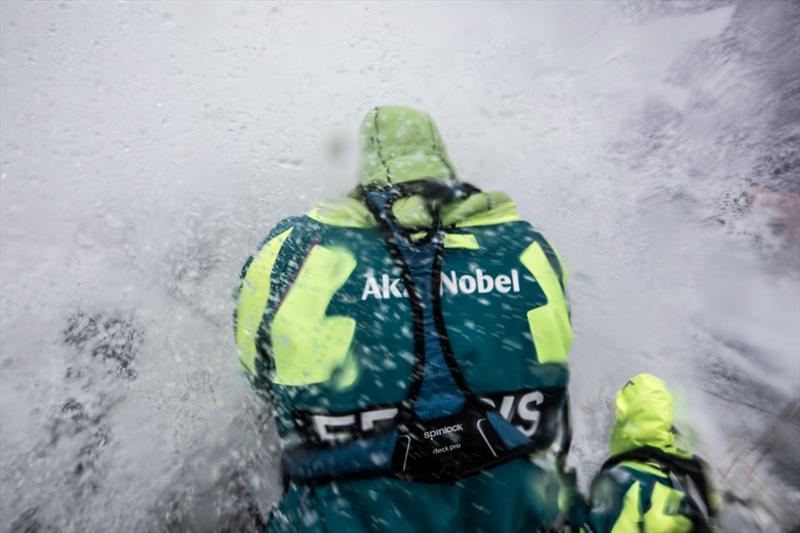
top-left (235, 106), bottom-right (576, 532)
top-left (589, 374), bottom-right (719, 533)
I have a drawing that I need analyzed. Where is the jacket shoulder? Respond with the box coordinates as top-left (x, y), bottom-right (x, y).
top-left (261, 215), bottom-right (319, 244)
top-left (240, 215), bottom-right (323, 276)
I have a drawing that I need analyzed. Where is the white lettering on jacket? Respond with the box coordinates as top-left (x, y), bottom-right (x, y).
top-left (423, 424), bottom-right (464, 440)
top-left (361, 269), bottom-right (521, 300)
top-left (310, 391), bottom-right (544, 442)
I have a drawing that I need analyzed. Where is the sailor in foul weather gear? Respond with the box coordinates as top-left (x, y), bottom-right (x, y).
top-left (588, 373), bottom-right (719, 533)
top-left (235, 106), bottom-right (578, 531)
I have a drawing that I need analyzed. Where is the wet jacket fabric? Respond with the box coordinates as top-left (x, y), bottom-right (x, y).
top-left (589, 374), bottom-right (715, 533)
top-left (234, 107), bottom-right (575, 532)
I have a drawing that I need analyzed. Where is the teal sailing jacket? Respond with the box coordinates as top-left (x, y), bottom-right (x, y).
top-left (235, 106), bottom-right (576, 531)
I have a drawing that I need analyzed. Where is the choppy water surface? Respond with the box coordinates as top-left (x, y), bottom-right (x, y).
top-left (1, 1), bottom-right (798, 531)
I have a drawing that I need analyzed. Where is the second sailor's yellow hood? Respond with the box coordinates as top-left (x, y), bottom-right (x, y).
top-left (610, 373), bottom-right (690, 457)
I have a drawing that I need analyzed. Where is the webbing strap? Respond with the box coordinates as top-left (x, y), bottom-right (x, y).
top-left (283, 432), bottom-right (398, 481)
top-left (360, 187), bottom-right (468, 420)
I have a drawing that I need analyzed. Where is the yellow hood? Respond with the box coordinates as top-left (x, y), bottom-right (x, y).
top-left (610, 373), bottom-right (690, 458)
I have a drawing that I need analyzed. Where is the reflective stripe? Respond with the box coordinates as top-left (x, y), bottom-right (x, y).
top-left (271, 245), bottom-right (357, 385)
top-left (409, 232), bottom-right (480, 249)
top-left (307, 198), bottom-right (375, 228)
top-left (444, 233), bottom-right (479, 249)
top-left (619, 460), bottom-right (668, 478)
top-left (520, 241), bottom-right (573, 363)
top-left (611, 482), bottom-right (643, 533)
top-left (455, 201), bottom-right (521, 227)
top-left (644, 482), bottom-right (694, 532)
top-left (236, 228), bottom-right (293, 376)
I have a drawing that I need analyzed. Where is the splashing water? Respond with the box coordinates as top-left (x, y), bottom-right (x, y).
top-left (1, 1), bottom-right (798, 531)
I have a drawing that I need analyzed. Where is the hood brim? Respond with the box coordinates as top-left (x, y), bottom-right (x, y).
top-left (360, 152), bottom-right (455, 187)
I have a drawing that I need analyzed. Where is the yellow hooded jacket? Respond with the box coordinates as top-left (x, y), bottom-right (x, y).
top-left (589, 374), bottom-right (717, 533)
